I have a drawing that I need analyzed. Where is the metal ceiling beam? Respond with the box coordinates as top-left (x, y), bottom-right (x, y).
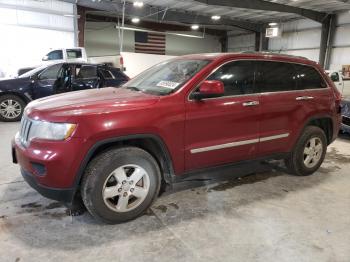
top-left (194, 0), bottom-right (329, 23)
top-left (62, 0), bottom-right (262, 32)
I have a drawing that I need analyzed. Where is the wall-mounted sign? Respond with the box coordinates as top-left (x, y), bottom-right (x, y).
top-left (266, 27), bottom-right (281, 38)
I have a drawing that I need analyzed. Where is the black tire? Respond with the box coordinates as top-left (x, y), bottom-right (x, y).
top-left (81, 147), bottom-right (161, 224)
top-left (285, 126), bottom-right (327, 176)
top-left (0, 95), bottom-right (26, 122)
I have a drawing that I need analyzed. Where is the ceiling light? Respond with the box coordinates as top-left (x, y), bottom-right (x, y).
top-left (133, 1), bottom-right (144, 7)
top-left (211, 15), bottom-right (221, 21)
top-left (269, 22), bottom-right (278, 26)
top-left (131, 17), bottom-right (140, 23)
top-left (191, 24), bottom-right (199, 30)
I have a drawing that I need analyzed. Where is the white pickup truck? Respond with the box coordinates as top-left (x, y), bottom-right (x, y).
top-left (42, 48), bottom-right (122, 68)
top-left (327, 70), bottom-right (350, 97)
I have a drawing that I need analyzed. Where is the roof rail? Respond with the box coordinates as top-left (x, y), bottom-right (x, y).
top-left (240, 51), bottom-right (309, 60)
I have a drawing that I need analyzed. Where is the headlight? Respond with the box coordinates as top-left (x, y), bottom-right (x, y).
top-left (28, 120), bottom-right (76, 141)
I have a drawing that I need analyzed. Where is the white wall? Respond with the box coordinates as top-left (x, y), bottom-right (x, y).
top-left (330, 12), bottom-right (350, 70)
top-left (268, 19), bottom-right (321, 62)
top-left (227, 33), bottom-right (255, 52)
top-left (0, 0), bottom-right (76, 78)
top-left (227, 11), bottom-right (350, 70)
top-left (84, 22), bottom-right (221, 57)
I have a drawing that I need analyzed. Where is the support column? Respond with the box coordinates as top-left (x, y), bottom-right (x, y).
top-left (259, 29), bottom-right (269, 51)
top-left (324, 14), bottom-right (336, 70)
top-left (77, 5), bottom-right (86, 47)
top-left (220, 32), bottom-right (228, 53)
top-left (319, 14), bottom-right (336, 69)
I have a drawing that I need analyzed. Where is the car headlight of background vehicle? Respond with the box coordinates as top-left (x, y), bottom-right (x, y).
top-left (28, 120), bottom-right (76, 141)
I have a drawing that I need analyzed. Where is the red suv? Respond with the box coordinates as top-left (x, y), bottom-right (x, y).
top-left (12, 53), bottom-right (342, 224)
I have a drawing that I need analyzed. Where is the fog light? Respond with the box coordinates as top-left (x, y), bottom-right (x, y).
top-left (31, 162), bottom-right (46, 176)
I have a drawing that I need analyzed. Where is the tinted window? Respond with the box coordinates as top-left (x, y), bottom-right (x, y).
top-left (207, 61), bottom-right (255, 96)
top-left (108, 68), bottom-right (129, 80)
top-left (256, 61), bottom-right (297, 92)
top-left (47, 50), bottom-right (63, 60)
top-left (76, 65), bottom-right (97, 79)
top-left (99, 68), bottom-right (114, 79)
top-left (39, 64), bottom-right (62, 80)
top-left (330, 72), bottom-right (339, 82)
top-left (67, 49), bottom-right (82, 59)
top-left (294, 64), bottom-right (327, 89)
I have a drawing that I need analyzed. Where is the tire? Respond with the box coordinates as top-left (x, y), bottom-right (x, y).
top-left (81, 147), bottom-right (161, 224)
top-left (0, 95), bottom-right (26, 122)
top-left (285, 126), bottom-right (327, 176)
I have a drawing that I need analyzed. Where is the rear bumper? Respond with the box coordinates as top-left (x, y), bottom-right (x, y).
top-left (21, 168), bottom-right (74, 203)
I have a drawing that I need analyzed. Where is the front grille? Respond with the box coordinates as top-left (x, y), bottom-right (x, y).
top-left (342, 116), bottom-right (350, 127)
top-left (19, 116), bottom-right (32, 147)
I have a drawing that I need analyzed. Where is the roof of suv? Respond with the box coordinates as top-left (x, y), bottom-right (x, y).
top-left (179, 52), bottom-right (316, 66)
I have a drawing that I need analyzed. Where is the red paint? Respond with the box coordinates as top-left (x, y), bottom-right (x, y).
top-left (12, 53), bottom-right (341, 190)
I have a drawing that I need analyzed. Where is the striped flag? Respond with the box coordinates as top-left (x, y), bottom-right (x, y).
top-left (134, 31), bottom-right (166, 55)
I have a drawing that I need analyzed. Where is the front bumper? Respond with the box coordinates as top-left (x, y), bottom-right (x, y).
top-left (12, 135), bottom-right (86, 203)
top-left (21, 168), bottom-right (74, 202)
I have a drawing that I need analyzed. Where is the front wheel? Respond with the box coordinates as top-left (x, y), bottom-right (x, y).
top-left (285, 126), bottom-right (327, 176)
top-left (0, 95), bottom-right (26, 122)
top-left (81, 147), bottom-right (161, 224)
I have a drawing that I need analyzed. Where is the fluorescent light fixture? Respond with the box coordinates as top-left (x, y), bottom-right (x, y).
top-left (133, 1), bottom-right (144, 7)
top-left (211, 15), bottom-right (221, 21)
top-left (191, 24), bottom-right (199, 30)
top-left (115, 26), bottom-right (204, 39)
top-left (63, 14), bottom-right (80, 18)
top-left (269, 22), bottom-right (278, 26)
top-left (131, 17), bottom-right (140, 23)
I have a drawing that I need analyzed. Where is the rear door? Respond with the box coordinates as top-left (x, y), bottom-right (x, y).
top-left (256, 61), bottom-right (329, 157)
top-left (71, 65), bottom-right (99, 91)
top-left (98, 67), bottom-right (129, 87)
top-left (185, 60), bottom-right (260, 171)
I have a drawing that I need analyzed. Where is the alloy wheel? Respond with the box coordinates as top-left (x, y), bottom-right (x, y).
top-left (303, 137), bottom-right (323, 168)
top-left (102, 164), bottom-right (150, 212)
top-left (0, 99), bottom-right (22, 119)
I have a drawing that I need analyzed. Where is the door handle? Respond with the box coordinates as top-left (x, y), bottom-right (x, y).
top-left (242, 101), bottom-right (259, 107)
top-left (296, 96), bottom-right (314, 101)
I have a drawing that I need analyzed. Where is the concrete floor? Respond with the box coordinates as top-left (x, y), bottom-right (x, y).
top-left (0, 122), bottom-right (350, 262)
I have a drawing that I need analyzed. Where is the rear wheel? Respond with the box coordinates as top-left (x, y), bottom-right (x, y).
top-left (81, 147), bottom-right (161, 224)
top-left (285, 126), bottom-right (327, 176)
top-left (0, 95), bottom-right (25, 122)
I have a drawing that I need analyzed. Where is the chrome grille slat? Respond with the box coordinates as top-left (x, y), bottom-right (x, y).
top-left (19, 116), bottom-right (32, 147)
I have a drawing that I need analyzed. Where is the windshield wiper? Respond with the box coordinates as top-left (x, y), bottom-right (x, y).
top-left (125, 86), bottom-right (141, 92)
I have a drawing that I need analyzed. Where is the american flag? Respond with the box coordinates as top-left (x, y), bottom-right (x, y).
top-left (134, 31), bottom-right (166, 55)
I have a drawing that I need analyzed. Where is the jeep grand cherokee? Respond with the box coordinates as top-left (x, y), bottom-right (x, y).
top-left (12, 53), bottom-right (342, 224)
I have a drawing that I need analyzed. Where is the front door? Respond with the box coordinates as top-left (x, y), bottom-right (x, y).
top-left (32, 63), bottom-right (63, 99)
top-left (185, 60), bottom-right (260, 171)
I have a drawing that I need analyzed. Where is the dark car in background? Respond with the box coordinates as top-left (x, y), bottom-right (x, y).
top-left (0, 62), bottom-right (129, 121)
top-left (341, 97), bottom-right (350, 134)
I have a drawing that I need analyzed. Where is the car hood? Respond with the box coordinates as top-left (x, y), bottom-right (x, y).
top-left (0, 77), bottom-right (30, 90)
top-left (26, 87), bottom-right (160, 120)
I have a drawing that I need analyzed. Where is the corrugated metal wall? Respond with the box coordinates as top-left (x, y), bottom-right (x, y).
top-left (227, 11), bottom-right (350, 70)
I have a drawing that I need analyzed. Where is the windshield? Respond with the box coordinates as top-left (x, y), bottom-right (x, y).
top-left (19, 64), bottom-right (49, 78)
top-left (123, 59), bottom-right (211, 95)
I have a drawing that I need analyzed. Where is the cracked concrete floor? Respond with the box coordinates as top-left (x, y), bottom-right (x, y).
top-left (0, 122), bottom-right (350, 262)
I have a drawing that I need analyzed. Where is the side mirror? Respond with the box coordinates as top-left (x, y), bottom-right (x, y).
top-left (330, 74), bottom-right (339, 82)
top-left (42, 55), bottom-right (49, 61)
top-left (30, 74), bottom-right (38, 81)
top-left (192, 80), bottom-right (224, 100)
